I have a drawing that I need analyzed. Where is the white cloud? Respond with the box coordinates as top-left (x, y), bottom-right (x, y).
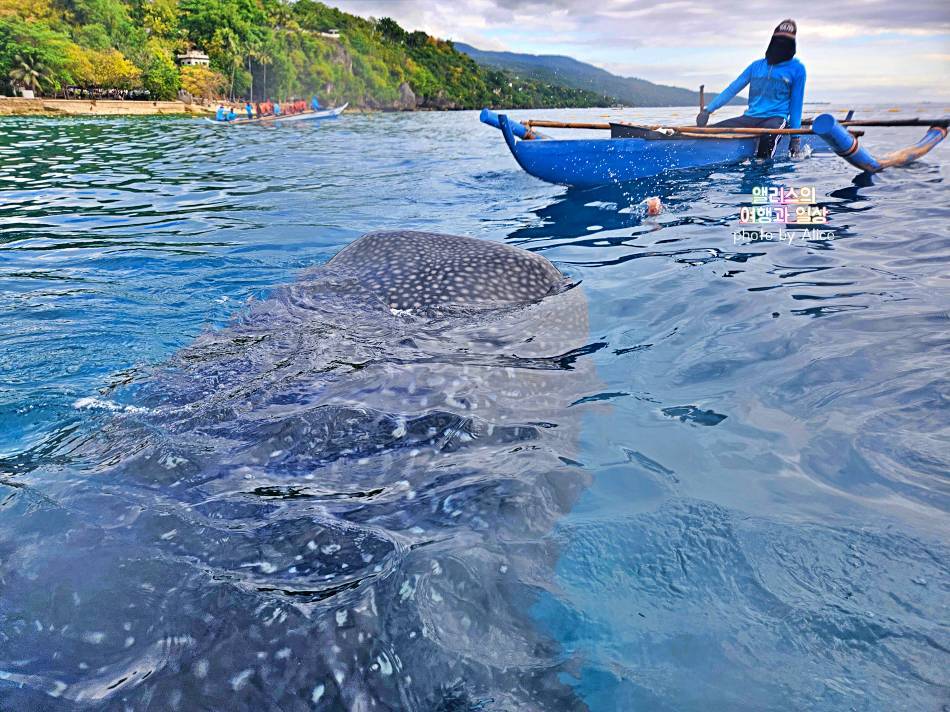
top-left (330, 0), bottom-right (950, 101)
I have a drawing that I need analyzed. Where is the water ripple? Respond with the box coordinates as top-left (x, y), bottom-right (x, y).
top-left (1, 107), bottom-right (947, 709)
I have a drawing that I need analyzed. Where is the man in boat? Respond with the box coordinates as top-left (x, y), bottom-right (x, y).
top-left (697, 19), bottom-right (806, 157)
top-left (244, 101), bottom-right (253, 120)
top-left (274, 101), bottom-right (281, 116)
top-left (311, 96), bottom-right (321, 112)
top-left (215, 104), bottom-right (226, 122)
top-left (226, 106), bottom-right (237, 122)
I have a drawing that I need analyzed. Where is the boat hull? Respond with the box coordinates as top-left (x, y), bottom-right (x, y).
top-left (271, 103), bottom-right (348, 123)
top-left (510, 133), bottom-right (759, 188)
top-left (205, 103), bottom-right (347, 126)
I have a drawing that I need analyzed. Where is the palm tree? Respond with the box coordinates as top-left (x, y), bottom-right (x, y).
top-left (246, 39), bottom-right (263, 102)
top-left (212, 29), bottom-right (241, 100)
top-left (246, 47), bottom-right (254, 102)
top-left (8, 54), bottom-right (49, 96)
top-left (257, 47), bottom-right (273, 100)
top-left (224, 32), bottom-right (240, 101)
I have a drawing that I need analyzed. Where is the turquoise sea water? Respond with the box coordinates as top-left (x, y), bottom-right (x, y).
top-left (1, 107), bottom-right (948, 710)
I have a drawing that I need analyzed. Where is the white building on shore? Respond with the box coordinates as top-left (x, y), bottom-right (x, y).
top-left (176, 50), bottom-right (210, 67)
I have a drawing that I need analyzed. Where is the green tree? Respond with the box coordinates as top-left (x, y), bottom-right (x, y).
top-left (0, 18), bottom-right (74, 95)
top-left (89, 48), bottom-right (140, 88)
top-left (8, 52), bottom-right (49, 93)
top-left (210, 26), bottom-right (240, 99)
top-left (143, 47), bottom-right (180, 99)
top-left (376, 17), bottom-right (405, 44)
top-left (72, 23), bottom-right (111, 51)
top-left (180, 63), bottom-right (224, 99)
top-left (131, 0), bottom-right (179, 39)
top-left (60, 0), bottom-right (135, 46)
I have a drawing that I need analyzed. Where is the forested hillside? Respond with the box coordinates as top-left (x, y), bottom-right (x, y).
top-left (0, 0), bottom-right (615, 109)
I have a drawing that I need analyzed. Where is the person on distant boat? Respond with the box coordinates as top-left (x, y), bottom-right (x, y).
top-left (311, 96), bottom-right (321, 111)
top-left (245, 102), bottom-right (253, 120)
top-left (215, 105), bottom-right (226, 121)
top-left (274, 101), bottom-right (282, 116)
top-left (255, 101), bottom-right (262, 117)
top-left (227, 106), bottom-right (236, 121)
top-left (697, 19), bottom-right (806, 157)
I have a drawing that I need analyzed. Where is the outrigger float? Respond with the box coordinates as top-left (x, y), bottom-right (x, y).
top-left (205, 103), bottom-right (348, 126)
top-left (480, 108), bottom-right (948, 188)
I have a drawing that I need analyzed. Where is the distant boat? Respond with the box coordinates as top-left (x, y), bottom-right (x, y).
top-left (205, 103), bottom-right (348, 126)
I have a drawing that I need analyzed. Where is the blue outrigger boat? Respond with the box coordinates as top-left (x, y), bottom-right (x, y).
top-left (204, 103), bottom-right (347, 126)
top-left (480, 108), bottom-right (948, 188)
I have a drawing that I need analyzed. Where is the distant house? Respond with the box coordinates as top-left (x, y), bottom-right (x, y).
top-left (176, 50), bottom-right (210, 67)
top-left (317, 29), bottom-right (341, 39)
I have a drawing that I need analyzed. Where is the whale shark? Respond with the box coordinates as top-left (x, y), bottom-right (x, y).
top-left (0, 231), bottom-right (600, 710)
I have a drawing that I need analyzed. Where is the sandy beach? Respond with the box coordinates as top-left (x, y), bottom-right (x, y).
top-left (0, 97), bottom-right (214, 117)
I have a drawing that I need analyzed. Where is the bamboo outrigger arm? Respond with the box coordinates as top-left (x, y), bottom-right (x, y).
top-left (811, 113), bottom-right (948, 172)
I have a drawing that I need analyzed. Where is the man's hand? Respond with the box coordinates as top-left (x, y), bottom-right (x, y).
top-left (696, 110), bottom-right (710, 127)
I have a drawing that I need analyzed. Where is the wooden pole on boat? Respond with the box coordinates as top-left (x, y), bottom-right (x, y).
top-left (525, 120), bottom-right (820, 135)
top-left (523, 118), bottom-right (947, 133)
top-left (699, 85), bottom-right (705, 112)
top-left (525, 120), bottom-right (614, 130)
top-left (836, 118), bottom-right (949, 128)
top-left (522, 119), bottom-right (873, 137)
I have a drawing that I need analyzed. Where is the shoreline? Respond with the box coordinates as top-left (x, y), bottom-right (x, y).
top-left (0, 97), bottom-right (631, 118)
top-left (0, 97), bottom-right (216, 117)
top-left (0, 98), bottom-right (398, 117)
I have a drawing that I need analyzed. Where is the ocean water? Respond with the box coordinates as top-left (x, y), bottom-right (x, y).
top-left (0, 106), bottom-right (948, 710)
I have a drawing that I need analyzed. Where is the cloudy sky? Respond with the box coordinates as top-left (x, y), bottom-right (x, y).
top-left (332, 0), bottom-right (950, 103)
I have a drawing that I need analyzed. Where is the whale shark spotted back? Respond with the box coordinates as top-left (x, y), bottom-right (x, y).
top-left (326, 230), bottom-right (563, 310)
top-left (1, 230), bottom-right (597, 711)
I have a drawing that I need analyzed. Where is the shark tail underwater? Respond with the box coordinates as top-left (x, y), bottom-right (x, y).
top-left (0, 231), bottom-right (602, 710)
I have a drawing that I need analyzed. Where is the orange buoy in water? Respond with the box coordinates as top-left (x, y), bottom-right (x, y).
top-left (646, 196), bottom-right (662, 216)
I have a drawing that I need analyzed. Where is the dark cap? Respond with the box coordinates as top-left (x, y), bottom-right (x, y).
top-left (773, 19), bottom-right (797, 39)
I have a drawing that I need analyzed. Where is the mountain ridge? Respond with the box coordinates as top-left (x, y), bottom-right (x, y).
top-left (456, 42), bottom-right (744, 108)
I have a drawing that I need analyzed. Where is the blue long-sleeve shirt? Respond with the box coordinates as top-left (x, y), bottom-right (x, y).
top-left (706, 58), bottom-right (807, 129)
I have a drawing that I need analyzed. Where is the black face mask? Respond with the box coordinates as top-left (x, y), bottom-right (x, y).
top-left (766, 36), bottom-right (796, 65)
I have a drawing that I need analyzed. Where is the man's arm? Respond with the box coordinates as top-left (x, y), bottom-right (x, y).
top-left (787, 65), bottom-right (806, 129)
top-left (705, 63), bottom-right (754, 114)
